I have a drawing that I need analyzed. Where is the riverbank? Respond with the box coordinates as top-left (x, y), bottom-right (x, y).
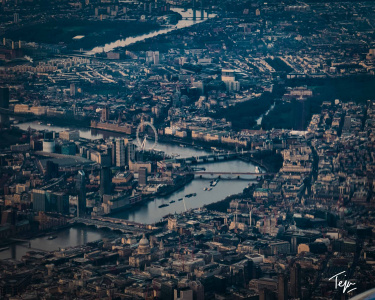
top-left (157, 173), bottom-right (194, 197)
top-left (0, 223), bottom-right (74, 248)
top-left (8, 18), bottom-right (162, 52)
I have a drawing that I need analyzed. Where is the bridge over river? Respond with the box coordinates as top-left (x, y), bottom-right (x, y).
top-left (173, 150), bottom-right (257, 165)
top-left (72, 217), bottom-right (154, 234)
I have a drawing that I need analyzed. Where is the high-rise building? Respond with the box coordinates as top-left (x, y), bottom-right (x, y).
top-left (44, 131), bottom-right (54, 140)
top-left (116, 139), bottom-right (126, 167)
top-left (76, 170), bottom-right (86, 217)
top-left (138, 167), bottom-right (147, 186)
top-left (0, 87), bottom-right (9, 109)
top-left (100, 167), bottom-right (112, 197)
top-left (290, 263), bottom-right (301, 299)
top-left (108, 143), bottom-right (116, 166)
top-left (31, 189), bottom-right (47, 212)
top-left (161, 281), bottom-right (177, 300)
top-left (221, 69), bottom-right (240, 92)
top-left (13, 13), bottom-right (19, 23)
top-left (53, 192), bottom-right (69, 215)
top-left (46, 161), bottom-right (59, 180)
top-left (43, 139), bottom-right (55, 153)
top-left (61, 142), bottom-right (76, 155)
top-left (126, 139), bottom-right (136, 164)
top-left (153, 51), bottom-right (160, 65)
top-left (174, 288), bottom-right (193, 300)
top-left (60, 130), bottom-right (79, 141)
top-left (277, 274), bottom-right (288, 300)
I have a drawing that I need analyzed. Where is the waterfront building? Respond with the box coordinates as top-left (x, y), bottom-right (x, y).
top-left (59, 130), bottom-right (79, 141)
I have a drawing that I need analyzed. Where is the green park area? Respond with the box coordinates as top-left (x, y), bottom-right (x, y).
top-left (261, 75), bottom-right (375, 130)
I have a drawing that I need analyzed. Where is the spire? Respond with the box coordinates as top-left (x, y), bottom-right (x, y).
top-left (159, 239), bottom-right (164, 250)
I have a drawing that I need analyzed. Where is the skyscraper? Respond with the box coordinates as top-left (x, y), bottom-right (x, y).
top-left (76, 170), bottom-right (86, 217)
top-left (290, 263), bottom-right (301, 299)
top-left (53, 192), bottom-right (69, 215)
top-left (153, 51), bottom-right (160, 65)
top-left (31, 189), bottom-right (47, 212)
top-left (0, 87), bottom-right (9, 109)
top-left (126, 139), bottom-right (136, 164)
top-left (100, 166), bottom-right (112, 197)
top-left (46, 160), bottom-right (59, 180)
top-left (138, 167), bottom-right (147, 186)
top-left (116, 139), bottom-right (126, 167)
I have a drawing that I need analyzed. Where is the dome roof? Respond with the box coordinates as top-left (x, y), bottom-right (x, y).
top-left (139, 234), bottom-right (149, 246)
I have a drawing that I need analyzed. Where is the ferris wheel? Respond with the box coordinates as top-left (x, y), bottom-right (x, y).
top-left (136, 121), bottom-right (158, 151)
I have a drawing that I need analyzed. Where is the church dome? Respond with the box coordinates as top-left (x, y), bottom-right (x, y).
top-left (138, 234), bottom-right (151, 255)
top-left (139, 235), bottom-right (149, 246)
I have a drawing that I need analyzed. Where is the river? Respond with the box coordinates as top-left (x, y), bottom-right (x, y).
top-left (256, 102), bottom-right (275, 126)
top-left (87, 8), bottom-right (216, 55)
top-left (0, 225), bottom-right (121, 260)
top-left (7, 121), bottom-right (259, 258)
top-left (16, 121), bottom-right (211, 158)
top-left (16, 121), bottom-right (259, 224)
top-left (112, 159), bottom-right (258, 224)
top-left (2, 7), bottom-right (257, 258)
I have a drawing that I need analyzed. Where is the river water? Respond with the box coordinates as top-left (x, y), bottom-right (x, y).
top-left (87, 8), bottom-right (216, 55)
top-left (6, 121), bottom-right (258, 259)
top-left (16, 121), bottom-right (258, 224)
top-left (2, 8), bottom-right (258, 258)
top-left (112, 159), bottom-right (257, 224)
top-left (0, 225), bottom-right (121, 260)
